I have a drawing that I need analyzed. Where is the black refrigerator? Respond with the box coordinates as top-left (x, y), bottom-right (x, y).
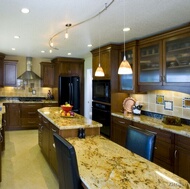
top-left (58, 76), bottom-right (80, 114)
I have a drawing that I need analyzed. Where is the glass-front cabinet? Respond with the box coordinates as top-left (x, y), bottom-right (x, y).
top-left (138, 42), bottom-right (162, 85)
top-left (119, 41), bottom-right (138, 93)
top-left (163, 33), bottom-right (190, 85)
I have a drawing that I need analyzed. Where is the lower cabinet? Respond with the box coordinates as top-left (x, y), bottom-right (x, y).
top-left (111, 116), bottom-right (132, 147)
top-left (111, 115), bottom-right (190, 183)
top-left (39, 115), bottom-right (58, 175)
top-left (20, 103), bottom-right (43, 128)
top-left (174, 134), bottom-right (190, 182)
top-left (4, 103), bottom-right (20, 130)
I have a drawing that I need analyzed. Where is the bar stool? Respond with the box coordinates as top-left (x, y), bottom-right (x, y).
top-left (125, 125), bottom-right (156, 161)
top-left (53, 133), bottom-right (83, 189)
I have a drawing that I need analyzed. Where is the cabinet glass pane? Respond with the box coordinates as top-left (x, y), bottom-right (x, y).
top-left (139, 44), bottom-right (160, 82)
top-left (120, 50), bottom-right (133, 90)
top-left (165, 36), bottom-right (190, 83)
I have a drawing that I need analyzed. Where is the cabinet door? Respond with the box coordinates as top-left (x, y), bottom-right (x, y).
top-left (5, 104), bottom-right (20, 129)
top-left (0, 61), bottom-right (3, 87)
top-left (4, 60), bottom-right (17, 86)
top-left (49, 123), bottom-right (58, 175)
top-left (163, 33), bottom-right (190, 86)
top-left (119, 47), bottom-right (137, 92)
top-left (92, 50), bottom-right (111, 79)
top-left (41, 117), bottom-right (50, 160)
top-left (174, 134), bottom-right (190, 182)
top-left (40, 62), bottom-right (54, 87)
top-left (111, 116), bottom-right (132, 147)
top-left (138, 42), bottom-right (162, 85)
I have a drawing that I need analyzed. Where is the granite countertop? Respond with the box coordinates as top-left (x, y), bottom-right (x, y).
top-left (67, 135), bottom-right (190, 189)
top-left (112, 112), bottom-right (190, 138)
top-left (38, 107), bottom-right (102, 130)
top-left (1, 100), bottom-right (58, 103)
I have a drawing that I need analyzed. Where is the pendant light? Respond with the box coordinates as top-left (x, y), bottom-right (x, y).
top-left (95, 15), bottom-right (105, 77)
top-left (118, 0), bottom-right (132, 75)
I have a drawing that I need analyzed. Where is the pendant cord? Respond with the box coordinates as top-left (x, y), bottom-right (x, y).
top-left (123, 0), bottom-right (126, 59)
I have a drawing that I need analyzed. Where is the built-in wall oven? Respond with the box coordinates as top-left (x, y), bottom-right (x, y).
top-left (92, 101), bottom-right (111, 138)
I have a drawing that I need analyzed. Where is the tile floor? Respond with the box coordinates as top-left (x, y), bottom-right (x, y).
top-left (0, 130), bottom-right (58, 189)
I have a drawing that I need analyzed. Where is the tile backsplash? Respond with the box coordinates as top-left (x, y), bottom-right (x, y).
top-left (0, 80), bottom-right (52, 98)
top-left (130, 90), bottom-right (190, 120)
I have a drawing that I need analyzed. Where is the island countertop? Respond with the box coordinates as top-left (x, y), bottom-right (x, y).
top-left (38, 107), bottom-right (102, 130)
top-left (67, 135), bottom-right (190, 189)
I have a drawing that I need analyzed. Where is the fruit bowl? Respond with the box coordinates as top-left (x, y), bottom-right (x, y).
top-left (61, 105), bottom-right (73, 112)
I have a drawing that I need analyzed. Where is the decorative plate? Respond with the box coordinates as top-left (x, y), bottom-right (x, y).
top-left (123, 97), bottom-right (136, 113)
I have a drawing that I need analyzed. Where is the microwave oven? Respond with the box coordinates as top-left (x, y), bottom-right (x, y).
top-left (92, 80), bottom-right (111, 103)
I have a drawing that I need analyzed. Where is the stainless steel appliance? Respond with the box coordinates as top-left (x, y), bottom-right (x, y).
top-left (58, 76), bottom-right (80, 114)
top-left (92, 102), bottom-right (111, 138)
top-left (92, 80), bottom-right (110, 103)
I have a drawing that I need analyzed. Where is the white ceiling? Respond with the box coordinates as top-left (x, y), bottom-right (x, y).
top-left (0, 0), bottom-right (190, 59)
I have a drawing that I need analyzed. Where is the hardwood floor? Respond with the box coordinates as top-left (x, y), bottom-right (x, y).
top-left (0, 130), bottom-right (58, 189)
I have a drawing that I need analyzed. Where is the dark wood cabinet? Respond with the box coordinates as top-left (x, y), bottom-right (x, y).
top-left (4, 103), bottom-right (20, 130)
top-left (174, 134), bottom-right (190, 182)
top-left (138, 25), bottom-right (190, 94)
top-left (132, 121), bottom-right (175, 172)
top-left (40, 62), bottom-right (54, 87)
top-left (41, 116), bottom-right (50, 160)
top-left (39, 115), bottom-right (58, 174)
top-left (3, 60), bottom-right (17, 86)
top-left (20, 103), bottom-right (42, 128)
top-left (49, 122), bottom-right (58, 175)
top-left (0, 53), bottom-right (5, 87)
top-left (111, 116), bottom-right (132, 147)
top-left (43, 103), bottom-right (58, 107)
top-left (119, 41), bottom-right (138, 93)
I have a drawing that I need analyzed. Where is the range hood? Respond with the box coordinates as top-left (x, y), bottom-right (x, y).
top-left (17, 57), bottom-right (41, 80)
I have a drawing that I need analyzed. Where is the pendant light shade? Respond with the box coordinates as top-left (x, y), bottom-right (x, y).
top-left (118, 55), bottom-right (132, 74)
top-left (118, 0), bottom-right (132, 75)
top-left (95, 63), bottom-right (105, 77)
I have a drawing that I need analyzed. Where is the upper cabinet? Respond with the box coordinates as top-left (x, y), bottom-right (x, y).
top-left (138, 41), bottom-right (162, 85)
top-left (163, 33), bottom-right (190, 86)
top-left (40, 62), bottom-right (54, 87)
top-left (4, 60), bottom-right (17, 86)
top-left (119, 41), bottom-right (138, 93)
top-left (138, 24), bottom-right (190, 93)
top-left (91, 44), bottom-right (120, 92)
top-left (52, 57), bottom-right (84, 87)
top-left (0, 53), bottom-right (5, 87)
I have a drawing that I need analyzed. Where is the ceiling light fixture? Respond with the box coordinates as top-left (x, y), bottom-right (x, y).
top-left (118, 0), bottom-right (132, 75)
top-left (65, 24), bottom-right (71, 39)
top-left (95, 15), bottom-right (105, 77)
top-left (49, 1), bottom-right (115, 50)
top-left (12, 48), bottom-right (16, 51)
top-left (14, 35), bottom-right (20, 39)
top-left (21, 8), bottom-right (29, 14)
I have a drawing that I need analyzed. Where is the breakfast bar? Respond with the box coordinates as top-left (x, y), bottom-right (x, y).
top-left (67, 135), bottom-right (190, 189)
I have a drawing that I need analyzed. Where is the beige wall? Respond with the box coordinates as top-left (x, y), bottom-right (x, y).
top-left (130, 90), bottom-right (190, 120)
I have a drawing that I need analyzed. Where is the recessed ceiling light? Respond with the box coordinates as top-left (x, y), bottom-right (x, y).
top-left (123, 27), bottom-right (130, 32)
top-left (68, 53), bottom-right (71, 55)
top-left (14, 35), bottom-right (20, 39)
top-left (12, 48), bottom-right (16, 51)
top-left (41, 50), bottom-right (45, 53)
top-left (88, 44), bottom-right (92, 47)
top-left (21, 8), bottom-right (29, 14)
top-left (49, 50), bottom-right (52, 53)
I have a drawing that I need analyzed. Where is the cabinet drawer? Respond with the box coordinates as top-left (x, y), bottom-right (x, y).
top-left (112, 116), bottom-right (132, 126)
top-left (21, 118), bottom-right (39, 127)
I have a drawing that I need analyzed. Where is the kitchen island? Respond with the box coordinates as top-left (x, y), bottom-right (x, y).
top-left (67, 135), bottom-right (190, 189)
top-left (37, 107), bottom-right (102, 174)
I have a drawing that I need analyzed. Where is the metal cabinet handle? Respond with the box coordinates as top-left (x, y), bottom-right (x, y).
top-left (52, 128), bottom-right (57, 133)
top-left (174, 150), bottom-right (178, 159)
top-left (53, 143), bottom-right (55, 148)
top-left (118, 121), bottom-right (125, 124)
